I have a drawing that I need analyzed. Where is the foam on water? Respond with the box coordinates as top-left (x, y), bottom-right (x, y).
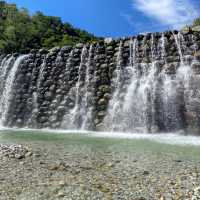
top-left (0, 127), bottom-right (200, 146)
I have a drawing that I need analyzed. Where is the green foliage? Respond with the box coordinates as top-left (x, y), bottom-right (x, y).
top-left (193, 18), bottom-right (200, 26)
top-left (0, 1), bottom-right (98, 53)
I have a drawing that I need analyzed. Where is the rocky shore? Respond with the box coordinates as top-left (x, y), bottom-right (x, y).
top-left (0, 140), bottom-right (200, 200)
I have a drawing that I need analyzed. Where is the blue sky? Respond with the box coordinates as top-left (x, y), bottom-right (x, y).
top-left (6, 0), bottom-right (200, 37)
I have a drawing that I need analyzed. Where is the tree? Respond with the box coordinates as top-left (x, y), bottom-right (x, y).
top-left (0, 2), bottom-right (98, 53)
top-left (193, 18), bottom-right (200, 26)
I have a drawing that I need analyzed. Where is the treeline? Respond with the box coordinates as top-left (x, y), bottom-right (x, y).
top-left (0, 1), bottom-right (99, 53)
top-left (193, 18), bottom-right (200, 26)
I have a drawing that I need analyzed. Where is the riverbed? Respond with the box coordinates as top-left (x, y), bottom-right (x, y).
top-left (0, 129), bottom-right (200, 200)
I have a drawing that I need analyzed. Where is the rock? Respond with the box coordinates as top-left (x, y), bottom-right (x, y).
top-left (104, 93), bottom-right (111, 100)
top-left (15, 154), bottom-right (24, 159)
top-left (47, 161), bottom-right (68, 171)
top-left (174, 159), bottom-right (182, 163)
top-left (107, 162), bottom-right (115, 167)
top-left (192, 26), bottom-right (200, 32)
top-left (76, 43), bottom-right (84, 48)
top-left (33, 153), bottom-right (41, 158)
top-left (98, 85), bottom-right (110, 93)
top-left (143, 171), bottom-right (150, 175)
top-left (137, 34), bottom-right (144, 40)
top-left (57, 106), bottom-right (65, 113)
top-left (192, 186), bottom-right (200, 200)
top-left (30, 49), bottom-right (37, 54)
top-left (94, 119), bottom-right (100, 125)
top-left (47, 164), bottom-right (59, 171)
top-left (58, 180), bottom-right (65, 186)
top-left (138, 198), bottom-right (146, 200)
top-left (194, 51), bottom-right (200, 59)
top-left (39, 48), bottom-right (48, 54)
top-left (181, 26), bottom-right (191, 34)
top-left (104, 37), bottom-right (113, 44)
top-left (39, 161), bottom-right (46, 165)
top-left (57, 191), bottom-right (65, 197)
top-left (25, 151), bottom-right (33, 157)
top-left (38, 117), bottom-right (47, 123)
top-left (95, 123), bottom-right (104, 131)
top-left (97, 111), bottom-right (106, 117)
top-left (100, 64), bottom-right (107, 69)
top-left (13, 53), bottom-right (19, 57)
top-left (49, 47), bottom-right (60, 53)
top-left (106, 46), bottom-right (113, 51)
top-left (98, 98), bottom-right (107, 105)
top-left (60, 46), bottom-right (72, 52)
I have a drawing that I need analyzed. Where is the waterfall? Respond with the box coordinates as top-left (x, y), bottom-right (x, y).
top-left (0, 30), bottom-right (199, 134)
top-left (173, 32), bottom-right (184, 64)
top-left (103, 41), bottom-right (124, 131)
top-left (122, 38), bottom-right (140, 131)
top-left (62, 46), bottom-right (89, 129)
top-left (102, 32), bottom-right (197, 133)
top-left (80, 44), bottom-right (95, 130)
top-left (0, 55), bottom-right (28, 125)
top-left (104, 35), bottom-right (160, 132)
top-left (0, 56), bottom-right (15, 126)
top-left (30, 56), bottom-right (47, 125)
top-left (0, 56), bottom-right (15, 94)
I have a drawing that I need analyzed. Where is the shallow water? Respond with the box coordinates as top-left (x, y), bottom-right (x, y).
top-left (0, 128), bottom-right (200, 160)
top-left (1, 129), bottom-right (200, 199)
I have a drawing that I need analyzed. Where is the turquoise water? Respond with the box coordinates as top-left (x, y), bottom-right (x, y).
top-left (0, 129), bottom-right (200, 160)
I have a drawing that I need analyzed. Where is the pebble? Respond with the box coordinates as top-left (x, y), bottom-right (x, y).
top-left (142, 171), bottom-right (150, 175)
top-left (0, 143), bottom-right (200, 200)
top-left (25, 152), bottom-right (33, 157)
top-left (57, 191), bottom-right (65, 197)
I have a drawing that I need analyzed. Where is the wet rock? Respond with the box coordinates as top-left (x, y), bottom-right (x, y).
top-left (61, 46), bottom-right (72, 52)
top-left (97, 111), bottom-right (106, 118)
top-left (76, 43), bottom-right (84, 48)
top-left (98, 98), bottom-right (107, 106)
top-left (104, 37), bottom-right (113, 44)
top-left (98, 85), bottom-right (110, 93)
top-left (49, 47), bottom-right (60, 53)
top-left (39, 48), bottom-right (48, 54)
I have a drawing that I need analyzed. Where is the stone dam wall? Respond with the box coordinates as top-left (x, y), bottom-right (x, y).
top-left (0, 29), bottom-right (200, 133)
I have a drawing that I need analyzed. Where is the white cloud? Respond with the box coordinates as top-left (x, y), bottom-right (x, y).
top-left (120, 13), bottom-right (135, 27)
top-left (133, 0), bottom-right (199, 29)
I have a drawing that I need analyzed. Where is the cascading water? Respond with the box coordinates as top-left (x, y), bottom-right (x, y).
top-left (62, 44), bottom-right (96, 130)
top-left (29, 55), bottom-right (47, 126)
top-left (103, 32), bottom-right (199, 133)
top-left (0, 30), bottom-right (199, 134)
top-left (0, 55), bottom-right (28, 126)
top-left (0, 56), bottom-right (15, 126)
top-left (0, 56), bottom-right (15, 94)
top-left (103, 41), bottom-right (124, 131)
top-left (104, 34), bottom-right (162, 132)
top-left (80, 44), bottom-right (96, 130)
top-left (159, 33), bottom-right (185, 132)
top-left (121, 38), bottom-right (140, 130)
top-left (62, 46), bottom-right (91, 129)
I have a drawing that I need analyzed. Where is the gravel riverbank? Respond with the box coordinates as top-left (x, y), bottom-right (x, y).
top-left (0, 132), bottom-right (200, 200)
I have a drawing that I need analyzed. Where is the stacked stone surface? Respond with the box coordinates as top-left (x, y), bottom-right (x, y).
top-left (0, 29), bottom-right (200, 133)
